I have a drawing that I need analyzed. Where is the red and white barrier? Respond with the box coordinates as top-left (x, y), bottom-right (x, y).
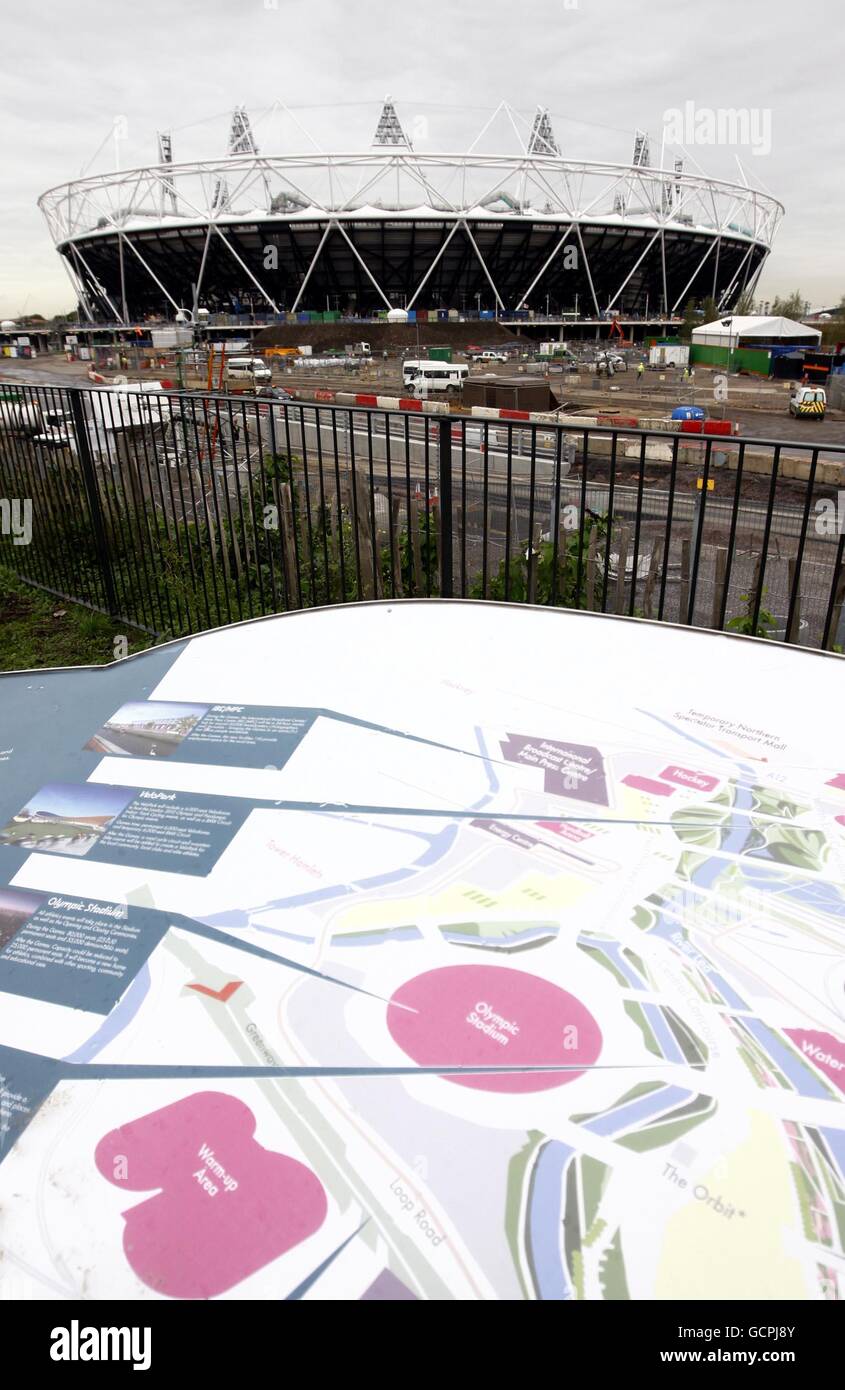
top-left (287, 387), bottom-right (448, 414)
top-left (469, 403), bottom-right (739, 434)
top-left (334, 391), bottom-right (448, 414)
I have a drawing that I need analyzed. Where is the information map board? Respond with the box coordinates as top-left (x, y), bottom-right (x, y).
top-left (0, 600), bottom-right (843, 1302)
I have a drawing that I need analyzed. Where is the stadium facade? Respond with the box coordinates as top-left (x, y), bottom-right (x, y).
top-left (38, 101), bottom-right (783, 323)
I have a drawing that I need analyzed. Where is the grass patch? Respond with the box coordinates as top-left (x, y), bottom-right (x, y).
top-left (0, 568), bottom-right (155, 671)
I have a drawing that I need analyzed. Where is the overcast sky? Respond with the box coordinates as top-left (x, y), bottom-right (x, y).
top-left (1, 0), bottom-right (842, 318)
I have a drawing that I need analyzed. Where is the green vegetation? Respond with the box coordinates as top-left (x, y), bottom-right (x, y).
top-left (679, 295), bottom-right (719, 342)
top-left (771, 290), bottom-right (809, 320)
top-left (504, 1131), bottom-right (546, 1300)
top-left (747, 821), bottom-right (827, 872)
top-left (727, 587), bottom-right (777, 639)
top-left (623, 1000), bottom-right (662, 1058)
top-left (578, 939), bottom-right (630, 987)
top-left (0, 568), bottom-right (153, 671)
top-left (789, 1162), bottom-right (824, 1245)
top-left (623, 947), bottom-right (653, 987)
top-left (470, 514), bottom-right (608, 607)
top-left (631, 903), bottom-right (657, 931)
top-left (1, 450), bottom-right (440, 651)
top-left (617, 1093), bottom-right (717, 1153)
top-left (438, 920), bottom-right (559, 952)
top-left (679, 297), bottom-right (699, 344)
top-left (598, 1229), bottom-right (631, 1300)
top-left (663, 1006), bottom-right (708, 1067)
top-left (671, 801), bottom-right (732, 849)
top-left (751, 786), bottom-right (811, 819)
top-left (571, 1080), bottom-right (664, 1126)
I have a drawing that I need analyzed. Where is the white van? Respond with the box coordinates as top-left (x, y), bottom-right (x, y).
top-left (226, 357), bottom-right (272, 384)
top-left (402, 360), bottom-right (469, 392)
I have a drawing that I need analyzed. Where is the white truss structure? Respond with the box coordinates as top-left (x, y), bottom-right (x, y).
top-left (38, 103), bottom-right (783, 324)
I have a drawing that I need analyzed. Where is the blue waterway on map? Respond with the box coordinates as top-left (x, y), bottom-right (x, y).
top-left (63, 962), bottom-right (151, 1063)
top-left (200, 726), bottom-right (498, 940)
top-left (248, 924), bottom-right (319, 944)
top-left (640, 715), bottom-right (845, 1088)
top-left (740, 1019), bottom-right (833, 1099)
top-left (705, 973), bottom-right (748, 1011)
top-left (528, 1140), bottom-right (575, 1300)
top-left (641, 1003), bottom-right (684, 1063)
top-left (332, 926), bottom-right (424, 948)
top-left (739, 866), bottom-right (845, 917)
top-left (580, 1085), bottom-right (692, 1137)
top-left (819, 1128), bottom-right (845, 1180)
top-left (580, 937), bottom-right (645, 990)
top-left (65, 727), bottom-right (501, 1062)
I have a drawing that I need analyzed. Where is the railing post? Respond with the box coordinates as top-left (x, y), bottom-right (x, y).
top-left (67, 387), bottom-right (119, 616)
top-left (438, 415), bottom-right (453, 597)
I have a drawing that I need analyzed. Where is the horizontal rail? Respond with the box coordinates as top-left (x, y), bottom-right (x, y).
top-left (0, 382), bottom-right (842, 655)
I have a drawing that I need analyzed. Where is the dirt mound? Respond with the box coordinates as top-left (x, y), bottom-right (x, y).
top-left (253, 320), bottom-right (517, 353)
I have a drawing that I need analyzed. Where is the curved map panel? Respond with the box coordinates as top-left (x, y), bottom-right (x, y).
top-left (0, 601), bottom-right (843, 1301)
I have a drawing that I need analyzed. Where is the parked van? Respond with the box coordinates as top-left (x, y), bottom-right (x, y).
top-left (789, 385), bottom-right (826, 419)
top-left (226, 357), bottom-right (272, 384)
top-left (403, 360), bottom-right (469, 392)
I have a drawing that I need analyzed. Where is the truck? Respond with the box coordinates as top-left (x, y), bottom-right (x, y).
top-left (471, 349), bottom-right (508, 364)
top-left (649, 344), bottom-right (689, 368)
top-left (0, 397), bottom-right (74, 447)
top-left (225, 357), bottom-right (272, 384)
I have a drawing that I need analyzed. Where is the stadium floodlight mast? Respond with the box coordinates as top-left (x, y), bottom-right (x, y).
top-left (37, 100), bottom-right (783, 326)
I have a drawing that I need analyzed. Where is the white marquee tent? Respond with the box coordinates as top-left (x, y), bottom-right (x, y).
top-left (692, 315), bottom-right (822, 347)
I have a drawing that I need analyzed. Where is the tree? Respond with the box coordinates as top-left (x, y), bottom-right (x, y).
top-left (771, 290), bottom-right (805, 320)
top-left (470, 514), bottom-right (608, 609)
top-left (700, 296), bottom-right (718, 326)
top-left (679, 298), bottom-right (698, 343)
top-left (735, 289), bottom-right (756, 315)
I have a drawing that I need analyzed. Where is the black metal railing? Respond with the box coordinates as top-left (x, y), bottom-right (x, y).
top-left (1, 381), bottom-right (843, 651)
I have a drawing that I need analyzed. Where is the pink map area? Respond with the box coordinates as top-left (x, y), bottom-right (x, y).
top-left (784, 1029), bottom-right (845, 1096)
top-left (387, 963), bottom-right (602, 1092)
top-left (95, 1091), bottom-right (327, 1298)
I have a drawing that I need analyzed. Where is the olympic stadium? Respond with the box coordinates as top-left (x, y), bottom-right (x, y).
top-left (37, 100), bottom-right (783, 323)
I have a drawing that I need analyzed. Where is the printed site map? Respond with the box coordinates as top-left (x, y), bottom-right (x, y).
top-left (0, 602), bottom-right (843, 1301)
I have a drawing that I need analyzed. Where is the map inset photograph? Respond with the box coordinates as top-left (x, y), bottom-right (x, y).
top-left (0, 782), bottom-right (135, 857)
top-left (0, 887), bottom-right (46, 951)
top-left (86, 701), bottom-right (210, 757)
